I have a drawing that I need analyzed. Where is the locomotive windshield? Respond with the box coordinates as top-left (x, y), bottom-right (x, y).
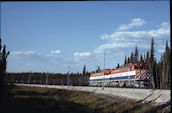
top-left (134, 66), bottom-right (138, 69)
top-left (139, 66), bottom-right (143, 69)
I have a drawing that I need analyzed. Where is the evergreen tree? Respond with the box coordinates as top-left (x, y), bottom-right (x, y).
top-left (149, 37), bottom-right (155, 88)
top-left (130, 51), bottom-right (134, 64)
top-left (116, 63), bottom-right (120, 68)
top-left (143, 53), bottom-right (146, 63)
top-left (134, 46), bottom-right (139, 63)
top-left (145, 51), bottom-right (150, 67)
top-left (83, 65), bottom-right (86, 75)
top-left (160, 41), bottom-right (171, 89)
top-left (127, 57), bottom-right (130, 64)
top-left (124, 56), bottom-right (127, 65)
top-left (140, 54), bottom-right (144, 63)
top-left (150, 38), bottom-right (155, 64)
top-left (0, 38), bottom-right (10, 85)
top-left (0, 38), bottom-right (10, 110)
top-left (95, 66), bottom-right (101, 73)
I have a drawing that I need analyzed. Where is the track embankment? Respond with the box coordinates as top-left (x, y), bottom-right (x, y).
top-left (14, 84), bottom-right (170, 105)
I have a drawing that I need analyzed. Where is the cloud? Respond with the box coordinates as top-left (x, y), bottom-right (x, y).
top-left (74, 52), bottom-right (91, 57)
top-left (117, 18), bottom-right (146, 31)
top-left (11, 51), bottom-right (36, 55)
top-left (10, 50), bottom-right (49, 62)
top-left (101, 23), bottom-right (169, 40)
top-left (10, 50), bottom-right (58, 60)
top-left (50, 50), bottom-right (61, 54)
top-left (73, 51), bottom-right (97, 62)
top-left (10, 50), bottom-right (72, 64)
top-left (96, 22), bottom-right (170, 54)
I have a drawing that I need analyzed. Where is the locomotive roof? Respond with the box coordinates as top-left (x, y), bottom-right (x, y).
top-left (91, 63), bottom-right (147, 75)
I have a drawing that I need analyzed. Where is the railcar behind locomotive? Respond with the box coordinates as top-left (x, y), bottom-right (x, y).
top-left (89, 63), bottom-right (151, 88)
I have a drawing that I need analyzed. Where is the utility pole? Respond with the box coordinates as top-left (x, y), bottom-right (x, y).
top-left (11, 74), bottom-right (14, 84)
top-left (46, 73), bottom-right (48, 85)
top-left (67, 65), bottom-right (70, 89)
top-left (28, 73), bottom-right (31, 84)
top-left (102, 49), bottom-right (106, 90)
top-left (45, 65), bottom-right (48, 85)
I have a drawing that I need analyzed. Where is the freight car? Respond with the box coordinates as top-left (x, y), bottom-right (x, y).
top-left (89, 63), bottom-right (151, 88)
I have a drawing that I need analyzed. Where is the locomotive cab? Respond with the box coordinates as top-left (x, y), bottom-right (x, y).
top-left (133, 63), bottom-right (151, 88)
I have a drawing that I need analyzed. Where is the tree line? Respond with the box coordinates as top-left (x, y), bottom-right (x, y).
top-left (5, 65), bottom-right (90, 86)
top-left (5, 72), bottom-right (90, 86)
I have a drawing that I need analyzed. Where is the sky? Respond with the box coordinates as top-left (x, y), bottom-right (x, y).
top-left (1, 1), bottom-right (170, 73)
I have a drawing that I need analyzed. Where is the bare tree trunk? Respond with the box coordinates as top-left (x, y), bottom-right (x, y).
top-left (150, 63), bottom-right (155, 89)
top-left (151, 73), bottom-right (155, 88)
top-left (160, 71), bottom-right (163, 89)
top-left (161, 61), bottom-right (166, 89)
top-left (165, 65), bottom-right (169, 89)
top-left (155, 67), bottom-right (159, 88)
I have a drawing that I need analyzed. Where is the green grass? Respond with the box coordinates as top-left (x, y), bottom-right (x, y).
top-left (1, 86), bottom-right (171, 113)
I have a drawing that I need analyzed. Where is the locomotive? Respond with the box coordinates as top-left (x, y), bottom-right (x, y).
top-left (89, 63), bottom-right (151, 88)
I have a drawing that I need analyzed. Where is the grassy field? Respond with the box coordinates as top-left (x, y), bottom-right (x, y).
top-left (1, 85), bottom-right (171, 113)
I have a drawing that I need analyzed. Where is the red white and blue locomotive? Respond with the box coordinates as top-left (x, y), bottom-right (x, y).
top-left (89, 63), bottom-right (151, 88)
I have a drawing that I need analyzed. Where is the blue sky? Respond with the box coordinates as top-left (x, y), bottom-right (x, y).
top-left (1, 1), bottom-right (170, 73)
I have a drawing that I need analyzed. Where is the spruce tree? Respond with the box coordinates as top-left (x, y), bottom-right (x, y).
top-left (150, 38), bottom-right (155, 64)
top-left (116, 63), bottom-right (120, 68)
top-left (0, 38), bottom-right (10, 110)
top-left (149, 37), bottom-right (155, 88)
top-left (127, 57), bottom-right (130, 64)
top-left (134, 46), bottom-right (139, 63)
top-left (145, 51), bottom-right (150, 67)
top-left (83, 65), bottom-right (86, 75)
top-left (161, 41), bottom-right (171, 89)
top-left (96, 66), bottom-right (101, 73)
top-left (143, 53), bottom-right (146, 63)
top-left (124, 56), bottom-right (127, 66)
top-left (140, 54), bottom-right (144, 63)
top-left (130, 51), bottom-right (134, 64)
top-left (0, 38), bottom-right (10, 86)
